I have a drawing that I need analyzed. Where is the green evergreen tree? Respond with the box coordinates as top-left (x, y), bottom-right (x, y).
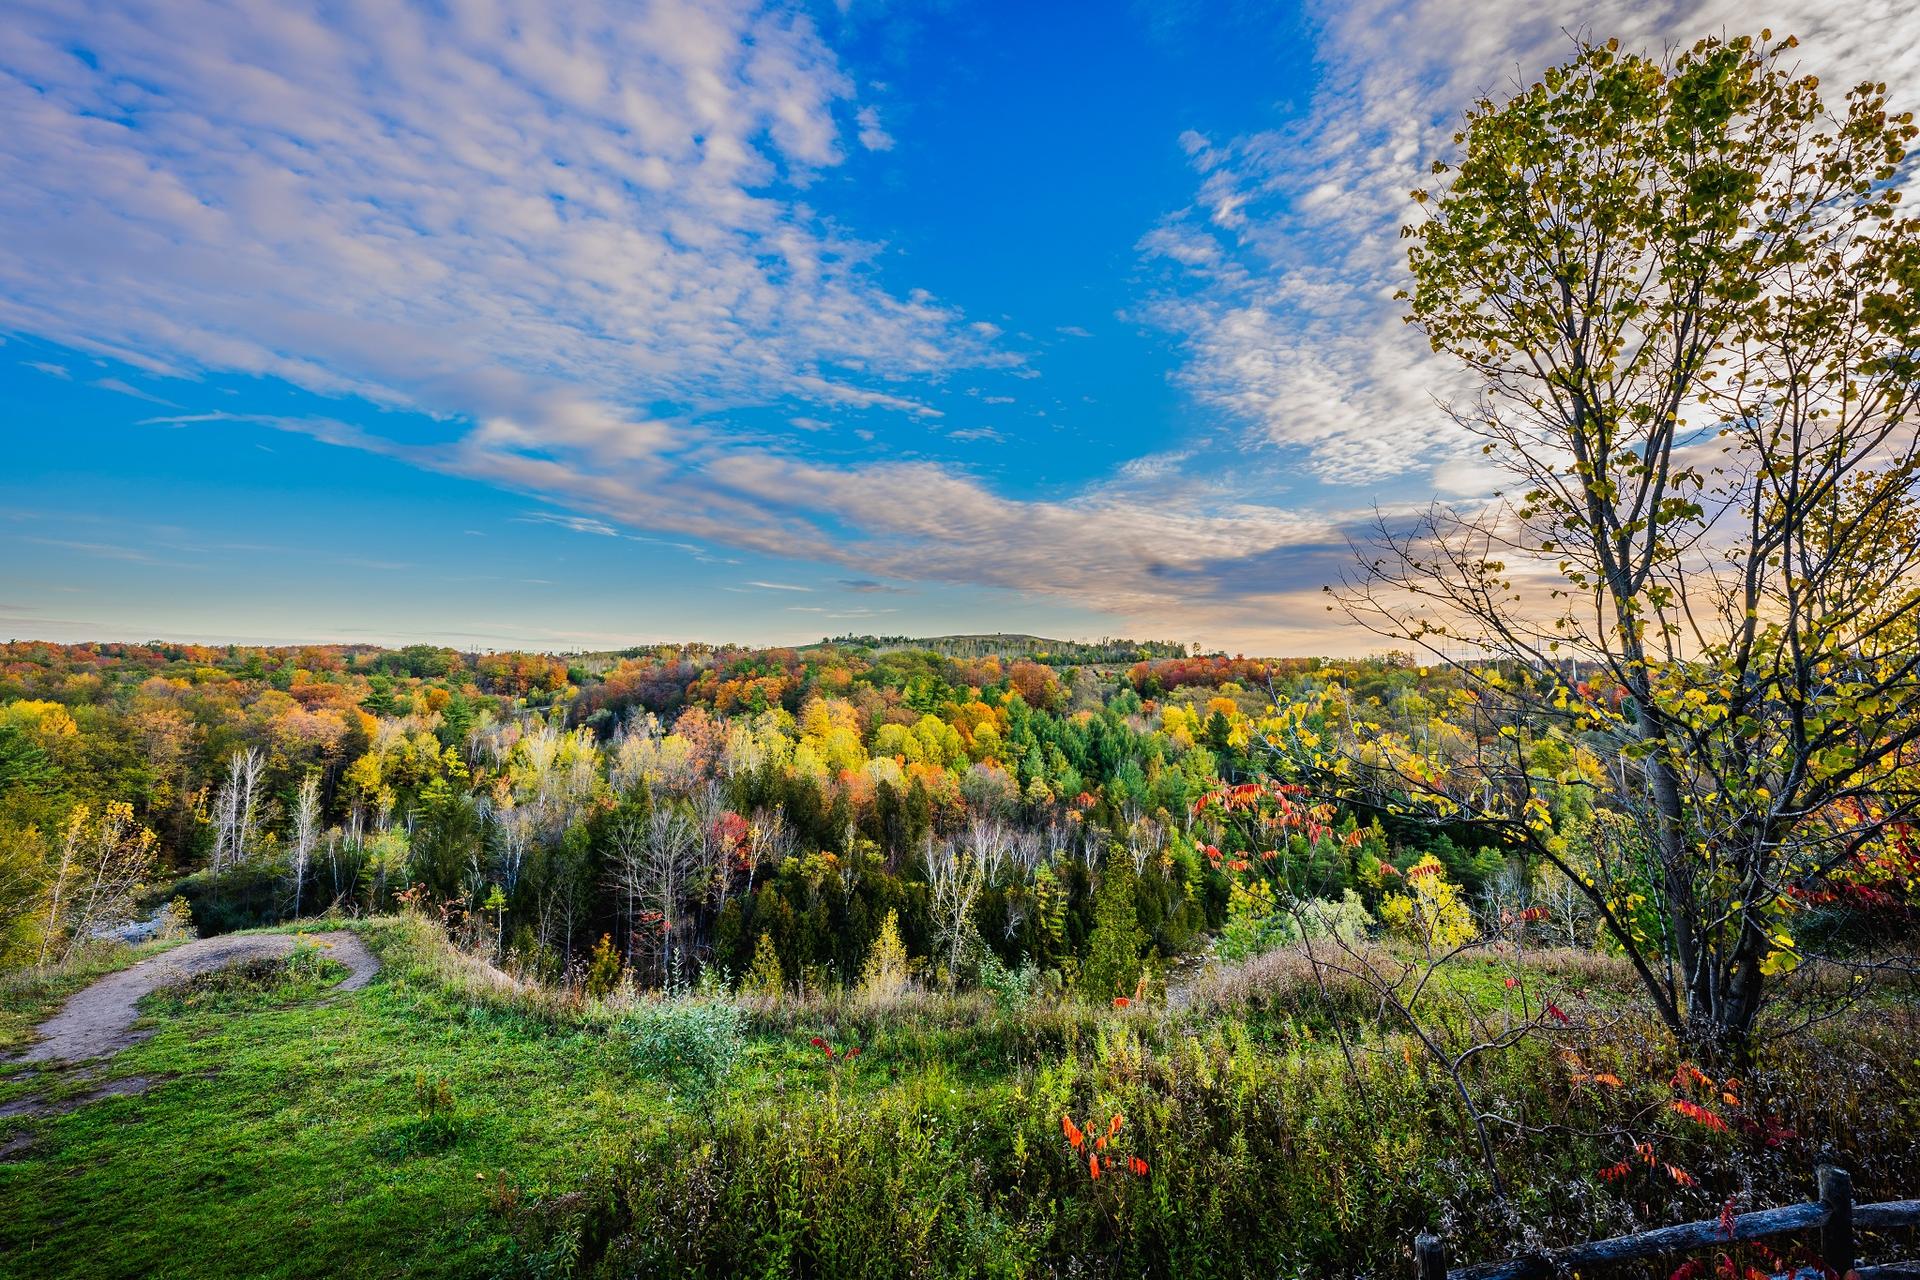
top-left (1080, 852), bottom-right (1146, 1000)
top-left (743, 930), bottom-right (785, 999)
top-left (583, 933), bottom-right (624, 1001)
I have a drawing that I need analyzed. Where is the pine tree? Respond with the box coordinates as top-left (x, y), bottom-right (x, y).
top-left (858, 908), bottom-right (909, 999)
top-left (743, 930), bottom-right (785, 1000)
top-left (1081, 853), bottom-right (1145, 1000)
top-left (583, 932), bottom-right (624, 1001)
top-left (1033, 864), bottom-right (1067, 969)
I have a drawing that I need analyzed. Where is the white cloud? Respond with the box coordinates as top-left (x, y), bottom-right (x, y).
top-left (1117, 450), bottom-right (1194, 483)
top-left (515, 511), bottom-right (621, 537)
top-left (1139, 0), bottom-right (1920, 488)
top-left (92, 376), bottom-right (176, 405)
top-left (0, 0), bottom-right (987, 443)
top-left (855, 105), bottom-right (895, 151)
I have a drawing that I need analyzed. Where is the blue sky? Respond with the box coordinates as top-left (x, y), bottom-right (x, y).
top-left (2, 0), bottom-right (1910, 653)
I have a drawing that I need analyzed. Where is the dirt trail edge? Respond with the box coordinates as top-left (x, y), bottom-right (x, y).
top-left (15, 930), bottom-right (380, 1064)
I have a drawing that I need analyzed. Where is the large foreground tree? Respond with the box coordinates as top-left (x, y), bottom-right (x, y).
top-left (1320, 33), bottom-right (1920, 1055)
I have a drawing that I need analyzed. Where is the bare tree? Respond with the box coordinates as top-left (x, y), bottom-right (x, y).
top-left (210, 746), bottom-right (265, 872)
top-left (493, 804), bottom-right (534, 899)
top-left (288, 772), bottom-right (321, 917)
top-left (539, 844), bottom-right (590, 975)
top-left (741, 807), bottom-right (792, 896)
top-left (961, 813), bottom-right (1014, 886)
top-left (606, 806), bottom-right (699, 983)
top-left (923, 836), bottom-right (983, 986)
top-left (688, 780), bottom-right (733, 909)
top-left (1123, 813), bottom-right (1168, 877)
top-left (322, 828), bottom-right (348, 908)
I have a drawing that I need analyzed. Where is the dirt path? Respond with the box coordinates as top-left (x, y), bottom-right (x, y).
top-left (14, 930), bottom-right (379, 1064)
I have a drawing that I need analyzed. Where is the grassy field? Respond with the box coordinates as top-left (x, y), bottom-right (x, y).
top-left (1, 920), bottom-right (1915, 1279)
top-left (0, 920), bottom-right (658, 1279)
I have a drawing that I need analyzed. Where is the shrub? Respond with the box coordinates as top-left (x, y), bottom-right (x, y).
top-left (1297, 889), bottom-right (1374, 943)
top-left (394, 1071), bottom-right (463, 1154)
top-left (1214, 878), bottom-right (1294, 962)
top-left (622, 999), bottom-right (745, 1120)
top-left (976, 950), bottom-right (1040, 1013)
top-left (156, 895), bottom-right (197, 942)
top-left (582, 933), bottom-right (624, 1001)
top-left (1380, 855), bottom-right (1476, 949)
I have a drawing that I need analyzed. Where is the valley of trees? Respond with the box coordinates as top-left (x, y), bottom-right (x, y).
top-left (3, 627), bottom-right (1910, 1038)
top-left (0, 636), bottom-right (1503, 995)
top-left (5, 28), bottom-right (1920, 1280)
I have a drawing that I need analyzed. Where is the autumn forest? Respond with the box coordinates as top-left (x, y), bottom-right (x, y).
top-left (6, 17), bottom-right (1920, 1280)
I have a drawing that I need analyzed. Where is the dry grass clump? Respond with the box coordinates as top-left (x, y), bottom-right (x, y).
top-left (1187, 941), bottom-right (1379, 1023)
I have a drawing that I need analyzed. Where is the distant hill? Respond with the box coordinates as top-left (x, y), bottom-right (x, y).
top-left (815, 633), bottom-right (1191, 665)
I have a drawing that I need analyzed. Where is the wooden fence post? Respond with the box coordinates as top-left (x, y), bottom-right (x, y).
top-left (1415, 1232), bottom-right (1450, 1280)
top-left (1818, 1161), bottom-right (1854, 1277)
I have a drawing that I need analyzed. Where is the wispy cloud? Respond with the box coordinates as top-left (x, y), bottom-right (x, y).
top-left (787, 604), bottom-right (897, 619)
top-left (1137, 0), bottom-right (1920, 488)
top-left (21, 535), bottom-right (199, 571)
top-left (855, 105), bottom-right (895, 152)
top-left (516, 511), bottom-right (621, 538)
top-left (93, 376), bottom-right (176, 406)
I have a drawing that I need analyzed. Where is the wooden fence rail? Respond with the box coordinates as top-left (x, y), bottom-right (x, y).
top-left (1415, 1163), bottom-right (1920, 1280)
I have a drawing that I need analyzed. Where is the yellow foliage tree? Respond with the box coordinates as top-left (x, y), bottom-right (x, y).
top-left (858, 909), bottom-right (909, 1000)
top-left (743, 930), bottom-right (785, 1000)
top-left (38, 801), bottom-right (157, 966)
top-left (1379, 855), bottom-right (1476, 951)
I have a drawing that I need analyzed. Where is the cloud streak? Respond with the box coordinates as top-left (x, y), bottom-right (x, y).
top-left (1137, 0), bottom-right (1920, 487)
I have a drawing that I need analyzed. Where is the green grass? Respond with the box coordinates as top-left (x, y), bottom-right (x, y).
top-left (0, 918), bottom-right (1021, 1279)
top-left (1, 920), bottom-right (1914, 1280)
top-left (0, 919), bottom-right (664, 1279)
top-left (138, 945), bottom-right (350, 1018)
